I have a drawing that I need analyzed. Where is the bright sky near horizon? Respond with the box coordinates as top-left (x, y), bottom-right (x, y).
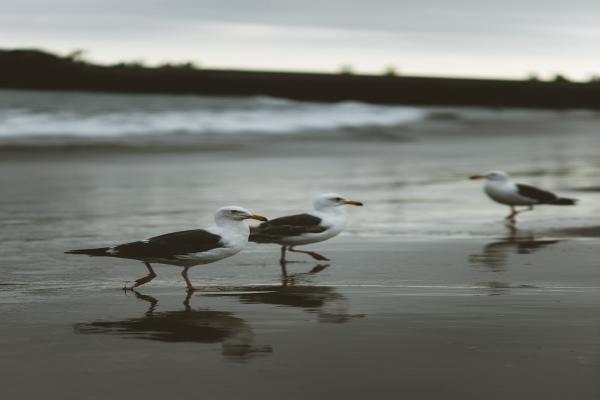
top-left (3, 0), bottom-right (600, 80)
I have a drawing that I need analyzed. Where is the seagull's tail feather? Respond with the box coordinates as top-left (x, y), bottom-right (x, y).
top-left (550, 197), bottom-right (578, 205)
top-left (65, 247), bottom-right (111, 256)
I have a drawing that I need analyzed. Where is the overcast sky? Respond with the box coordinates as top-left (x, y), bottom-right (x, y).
top-left (3, 0), bottom-right (600, 79)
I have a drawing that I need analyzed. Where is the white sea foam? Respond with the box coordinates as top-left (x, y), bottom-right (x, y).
top-left (0, 89), bottom-right (579, 144)
top-left (0, 90), bottom-right (428, 138)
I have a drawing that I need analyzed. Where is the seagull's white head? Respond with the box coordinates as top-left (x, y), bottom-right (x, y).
top-left (470, 170), bottom-right (510, 182)
top-left (214, 206), bottom-right (268, 224)
top-left (313, 193), bottom-right (364, 211)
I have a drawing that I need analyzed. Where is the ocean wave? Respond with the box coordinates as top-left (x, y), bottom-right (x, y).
top-left (0, 90), bottom-right (582, 147)
top-left (0, 90), bottom-right (427, 139)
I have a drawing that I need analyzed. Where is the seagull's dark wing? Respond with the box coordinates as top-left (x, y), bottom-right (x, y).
top-left (249, 213), bottom-right (326, 243)
top-left (112, 229), bottom-right (224, 259)
top-left (516, 184), bottom-right (558, 203)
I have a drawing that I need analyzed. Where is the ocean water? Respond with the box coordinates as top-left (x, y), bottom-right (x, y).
top-left (1, 88), bottom-right (599, 239)
top-left (0, 89), bottom-right (425, 140)
top-left (1, 89), bottom-right (599, 399)
top-left (1, 89), bottom-right (597, 145)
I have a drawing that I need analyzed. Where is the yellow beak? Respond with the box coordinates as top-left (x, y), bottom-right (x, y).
top-left (343, 200), bottom-right (364, 206)
top-left (469, 175), bottom-right (485, 180)
top-left (246, 214), bottom-right (268, 222)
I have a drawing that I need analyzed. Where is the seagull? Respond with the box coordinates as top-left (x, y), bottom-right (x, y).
top-left (65, 206), bottom-right (267, 291)
top-left (249, 193), bottom-right (363, 269)
top-left (470, 171), bottom-right (577, 224)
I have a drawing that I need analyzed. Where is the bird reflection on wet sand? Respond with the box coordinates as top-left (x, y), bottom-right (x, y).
top-left (469, 227), bottom-right (561, 272)
top-left (74, 291), bottom-right (272, 361)
top-left (469, 226), bottom-right (560, 294)
top-left (209, 264), bottom-right (365, 324)
top-left (74, 265), bottom-right (362, 360)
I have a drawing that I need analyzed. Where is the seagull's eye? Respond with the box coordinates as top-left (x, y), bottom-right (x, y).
top-left (333, 197), bottom-right (343, 201)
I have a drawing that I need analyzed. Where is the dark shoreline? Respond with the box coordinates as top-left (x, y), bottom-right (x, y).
top-left (3, 49), bottom-right (600, 110)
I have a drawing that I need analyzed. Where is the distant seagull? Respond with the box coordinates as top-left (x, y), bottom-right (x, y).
top-left (65, 206), bottom-right (267, 291)
top-left (249, 193), bottom-right (363, 268)
top-left (470, 171), bottom-right (577, 224)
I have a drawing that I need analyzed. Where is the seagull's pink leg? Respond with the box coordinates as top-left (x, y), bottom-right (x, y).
top-left (181, 267), bottom-right (196, 291)
top-left (519, 205), bottom-right (535, 214)
top-left (279, 246), bottom-right (288, 265)
top-left (124, 262), bottom-right (157, 290)
top-left (289, 246), bottom-right (330, 261)
top-left (505, 205), bottom-right (534, 225)
top-left (505, 207), bottom-right (518, 225)
top-left (279, 246), bottom-right (288, 276)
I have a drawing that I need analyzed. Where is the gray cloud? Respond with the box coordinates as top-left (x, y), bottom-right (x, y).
top-left (2, 0), bottom-right (600, 78)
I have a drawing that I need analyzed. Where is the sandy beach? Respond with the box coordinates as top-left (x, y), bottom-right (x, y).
top-left (1, 90), bottom-right (599, 399)
top-left (1, 236), bottom-right (599, 400)
top-left (4, 0), bottom-right (600, 395)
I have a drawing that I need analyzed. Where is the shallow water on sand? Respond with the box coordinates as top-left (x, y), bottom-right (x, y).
top-left (1, 93), bottom-right (600, 399)
top-left (1, 239), bottom-right (599, 399)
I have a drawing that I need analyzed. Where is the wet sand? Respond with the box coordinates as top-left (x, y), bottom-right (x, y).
top-left (1, 238), bottom-right (599, 400)
top-left (1, 126), bottom-right (599, 399)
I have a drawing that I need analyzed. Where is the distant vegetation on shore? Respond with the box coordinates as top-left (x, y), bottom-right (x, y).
top-left (2, 48), bottom-right (600, 109)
